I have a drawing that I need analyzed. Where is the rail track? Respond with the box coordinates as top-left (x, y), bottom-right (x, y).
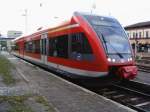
top-left (14, 55), bottom-right (150, 112)
top-left (137, 64), bottom-right (150, 73)
top-left (82, 80), bottom-right (150, 112)
top-left (136, 57), bottom-right (150, 72)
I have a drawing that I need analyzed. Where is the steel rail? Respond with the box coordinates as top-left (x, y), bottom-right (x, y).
top-left (97, 82), bottom-right (150, 112)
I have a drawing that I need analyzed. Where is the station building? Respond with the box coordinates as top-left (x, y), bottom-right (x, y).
top-left (0, 31), bottom-right (22, 51)
top-left (124, 21), bottom-right (150, 53)
top-left (0, 37), bottom-right (15, 51)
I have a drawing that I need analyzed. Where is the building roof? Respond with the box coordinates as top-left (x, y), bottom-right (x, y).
top-left (125, 21), bottom-right (150, 30)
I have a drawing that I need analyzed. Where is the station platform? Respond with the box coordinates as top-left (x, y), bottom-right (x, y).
top-left (5, 53), bottom-right (135, 112)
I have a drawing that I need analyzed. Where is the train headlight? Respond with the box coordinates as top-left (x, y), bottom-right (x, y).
top-left (129, 58), bottom-right (132, 61)
top-left (127, 58), bottom-right (132, 61)
top-left (107, 58), bottom-right (116, 62)
top-left (107, 58), bottom-right (111, 62)
top-left (112, 59), bottom-right (116, 62)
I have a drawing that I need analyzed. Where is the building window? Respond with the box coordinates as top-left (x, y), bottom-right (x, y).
top-left (139, 32), bottom-right (141, 38)
top-left (133, 32), bottom-right (135, 38)
top-left (127, 33), bottom-right (130, 38)
top-left (71, 33), bottom-right (94, 61)
top-left (146, 31), bottom-right (149, 38)
top-left (136, 33), bottom-right (138, 38)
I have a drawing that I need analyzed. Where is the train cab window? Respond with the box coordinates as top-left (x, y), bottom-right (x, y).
top-left (48, 35), bottom-right (68, 58)
top-left (71, 33), bottom-right (94, 61)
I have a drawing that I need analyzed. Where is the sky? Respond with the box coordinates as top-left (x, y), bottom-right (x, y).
top-left (0, 0), bottom-right (150, 35)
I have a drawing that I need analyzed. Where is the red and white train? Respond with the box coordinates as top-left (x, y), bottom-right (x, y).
top-left (12, 12), bottom-right (137, 80)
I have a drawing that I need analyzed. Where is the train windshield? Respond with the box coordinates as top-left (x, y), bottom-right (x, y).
top-left (84, 15), bottom-right (131, 54)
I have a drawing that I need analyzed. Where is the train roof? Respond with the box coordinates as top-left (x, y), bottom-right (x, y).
top-left (13, 20), bottom-right (72, 42)
top-left (13, 12), bottom-right (117, 42)
top-left (74, 11), bottom-right (116, 20)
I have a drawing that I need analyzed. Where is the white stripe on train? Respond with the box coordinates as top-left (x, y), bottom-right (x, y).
top-left (12, 52), bottom-right (108, 77)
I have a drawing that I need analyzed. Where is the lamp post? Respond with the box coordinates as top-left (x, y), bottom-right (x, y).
top-left (91, 2), bottom-right (96, 14)
top-left (22, 9), bottom-right (28, 34)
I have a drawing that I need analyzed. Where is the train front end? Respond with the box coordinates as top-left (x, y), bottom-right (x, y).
top-left (82, 14), bottom-right (138, 80)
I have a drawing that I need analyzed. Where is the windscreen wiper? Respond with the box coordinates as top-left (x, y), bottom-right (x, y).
top-left (98, 33), bottom-right (108, 54)
top-left (100, 33), bottom-right (123, 58)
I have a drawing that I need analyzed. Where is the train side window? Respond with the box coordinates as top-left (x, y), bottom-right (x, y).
top-left (71, 33), bottom-right (94, 61)
top-left (48, 35), bottom-right (68, 58)
top-left (33, 40), bottom-right (40, 53)
top-left (25, 42), bottom-right (28, 52)
top-left (25, 41), bottom-right (33, 53)
top-left (49, 38), bottom-right (56, 56)
top-left (56, 35), bottom-right (68, 58)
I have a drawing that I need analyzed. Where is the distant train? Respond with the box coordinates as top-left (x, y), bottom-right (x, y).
top-left (12, 12), bottom-right (137, 80)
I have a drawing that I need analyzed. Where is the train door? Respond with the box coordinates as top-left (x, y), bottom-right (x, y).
top-left (41, 33), bottom-right (47, 64)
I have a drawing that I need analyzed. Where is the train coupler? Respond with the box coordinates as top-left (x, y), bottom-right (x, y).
top-left (117, 66), bottom-right (138, 79)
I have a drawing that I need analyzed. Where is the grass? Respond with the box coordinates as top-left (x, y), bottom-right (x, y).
top-left (0, 95), bottom-right (56, 112)
top-left (0, 55), bottom-right (15, 85)
top-left (35, 95), bottom-right (56, 112)
top-left (0, 95), bottom-right (33, 112)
